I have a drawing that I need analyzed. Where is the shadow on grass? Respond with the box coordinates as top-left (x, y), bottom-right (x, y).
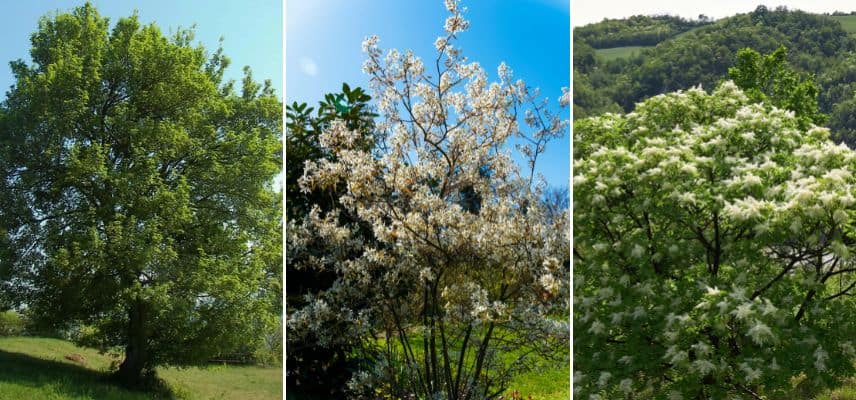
top-left (0, 349), bottom-right (175, 399)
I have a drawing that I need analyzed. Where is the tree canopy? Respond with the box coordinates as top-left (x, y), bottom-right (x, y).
top-left (728, 46), bottom-right (825, 129)
top-left (0, 3), bottom-right (281, 387)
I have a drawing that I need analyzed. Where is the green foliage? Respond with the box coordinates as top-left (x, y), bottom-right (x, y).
top-left (728, 46), bottom-right (826, 128)
top-left (573, 41), bottom-right (599, 74)
top-left (0, 310), bottom-right (24, 336)
top-left (0, 3), bottom-right (281, 386)
top-left (572, 71), bottom-right (621, 119)
top-left (285, 82), bottom-right (376, 221)
top-left (817, 52), bottom-right (856, 146)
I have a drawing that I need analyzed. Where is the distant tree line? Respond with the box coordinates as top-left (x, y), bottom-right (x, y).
top-left (574, 14), bottom-right (710, 49)
top-left (573, 6), bottom-right (856, 145)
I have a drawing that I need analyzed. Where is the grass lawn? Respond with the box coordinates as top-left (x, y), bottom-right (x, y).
top-left (817, 380), bottom-right (856, 400)
top-left (506, 362), bottom-right (569, 400)
top-left (831, 15), bottom-right (856, 35)
top-left (595, 46), bottom-right (650, 61)
top-left (0, 336), bottom-right (282, 400)
top-left (375, 329), bottom-right (568, 400)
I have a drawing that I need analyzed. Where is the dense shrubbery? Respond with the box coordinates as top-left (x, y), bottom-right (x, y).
top-left (285, 83), bottom-right (378, 397)
top-left (0, 310), bottom-right (24, 336)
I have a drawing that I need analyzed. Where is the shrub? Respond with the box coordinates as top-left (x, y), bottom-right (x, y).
top-left (0, 310), bottom-right (24, 336)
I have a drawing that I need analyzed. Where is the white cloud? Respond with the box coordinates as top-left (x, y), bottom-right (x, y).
top-left (299, 57), bottom-right (318, 77)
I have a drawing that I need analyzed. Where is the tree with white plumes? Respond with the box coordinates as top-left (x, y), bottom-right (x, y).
top-left (287, 0), bottom-right (568, 398)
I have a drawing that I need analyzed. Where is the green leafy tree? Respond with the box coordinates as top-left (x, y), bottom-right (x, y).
top-left (728, 46), bottom-right (826, 128)
top-left (575, 81), bottom-right (856, 398)
top-left (0, 4), bottom-right (281, 387)
top-left (818, 53), bottom-right (856, 146)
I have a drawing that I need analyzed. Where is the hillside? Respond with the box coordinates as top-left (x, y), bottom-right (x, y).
top-left (576, 14), bottom-right (710, 49)
top-left (0, 337), bottom-right (282, 400)
top-left (574, 6), bottom-right (856, 144)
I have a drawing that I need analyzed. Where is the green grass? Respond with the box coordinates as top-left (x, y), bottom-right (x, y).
top-left (816, 383), bottom-right (856, 400)
top-left (592, 24), bottom-right (711, 62)
top-left (507, 363), bottom-right (569, 400)
top-left (831, 15), bottom-right (856, 35)
top-left (377, 329), bottom-right (568, 400)
top-left (0, 336), bottom-right (282, 400)
top-left (595, 46), bottom-right (650, 61)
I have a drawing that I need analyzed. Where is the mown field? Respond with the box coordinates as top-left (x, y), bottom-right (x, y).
top-left (0, 337), bottom-right (282, 400)
top-left (831, 15), bottom-right (856, 35)
top-left (591, 15), bottom-right (856, 64)
top-left (508, 364), bottom-right (569, 400)
top-left (594, 45), bottom-right (649, 61)
top-left (592, 25), bottom-right (708, 61)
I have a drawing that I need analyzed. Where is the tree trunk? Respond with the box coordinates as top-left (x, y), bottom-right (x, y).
top-left (116, 300), bottom-right (148, 388)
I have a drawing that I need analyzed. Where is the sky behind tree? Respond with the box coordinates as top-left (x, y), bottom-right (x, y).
top-left (0, 1), bottom-right (282, 97)
top-left (573, 0), bottom-right (856, 26)
top-left (287, 0), bottom-right (570, 188)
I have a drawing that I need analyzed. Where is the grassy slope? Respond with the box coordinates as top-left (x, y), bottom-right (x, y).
top-left (591, 14), bottom-right (855, 62)
top-left (592, 24), bottom-right (710, 62)
top-left (508, 363), bottom-right (569, 400)
top-left (0, 337), bottom-right (281, 400)
top-left (594, 46), bottom-right (650, 61)
top-left (831, 15), bottom-right (856, 35)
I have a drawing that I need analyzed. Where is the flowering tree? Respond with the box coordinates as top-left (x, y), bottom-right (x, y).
top-left (574, 82), bottom-right (856, 398)
top-left (287, 1), bottom-right (568, 398)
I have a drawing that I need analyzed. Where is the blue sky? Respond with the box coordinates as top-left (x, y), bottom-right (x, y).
top-left (0, 1), bottom-right (282, 98)
top-left (287, 0), bottom-right (570, 188)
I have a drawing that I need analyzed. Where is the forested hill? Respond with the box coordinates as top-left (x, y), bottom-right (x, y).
top-left (574, 14), bottom-right (711, 49)
top-left (574, 6), bottom-right (856, 143)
